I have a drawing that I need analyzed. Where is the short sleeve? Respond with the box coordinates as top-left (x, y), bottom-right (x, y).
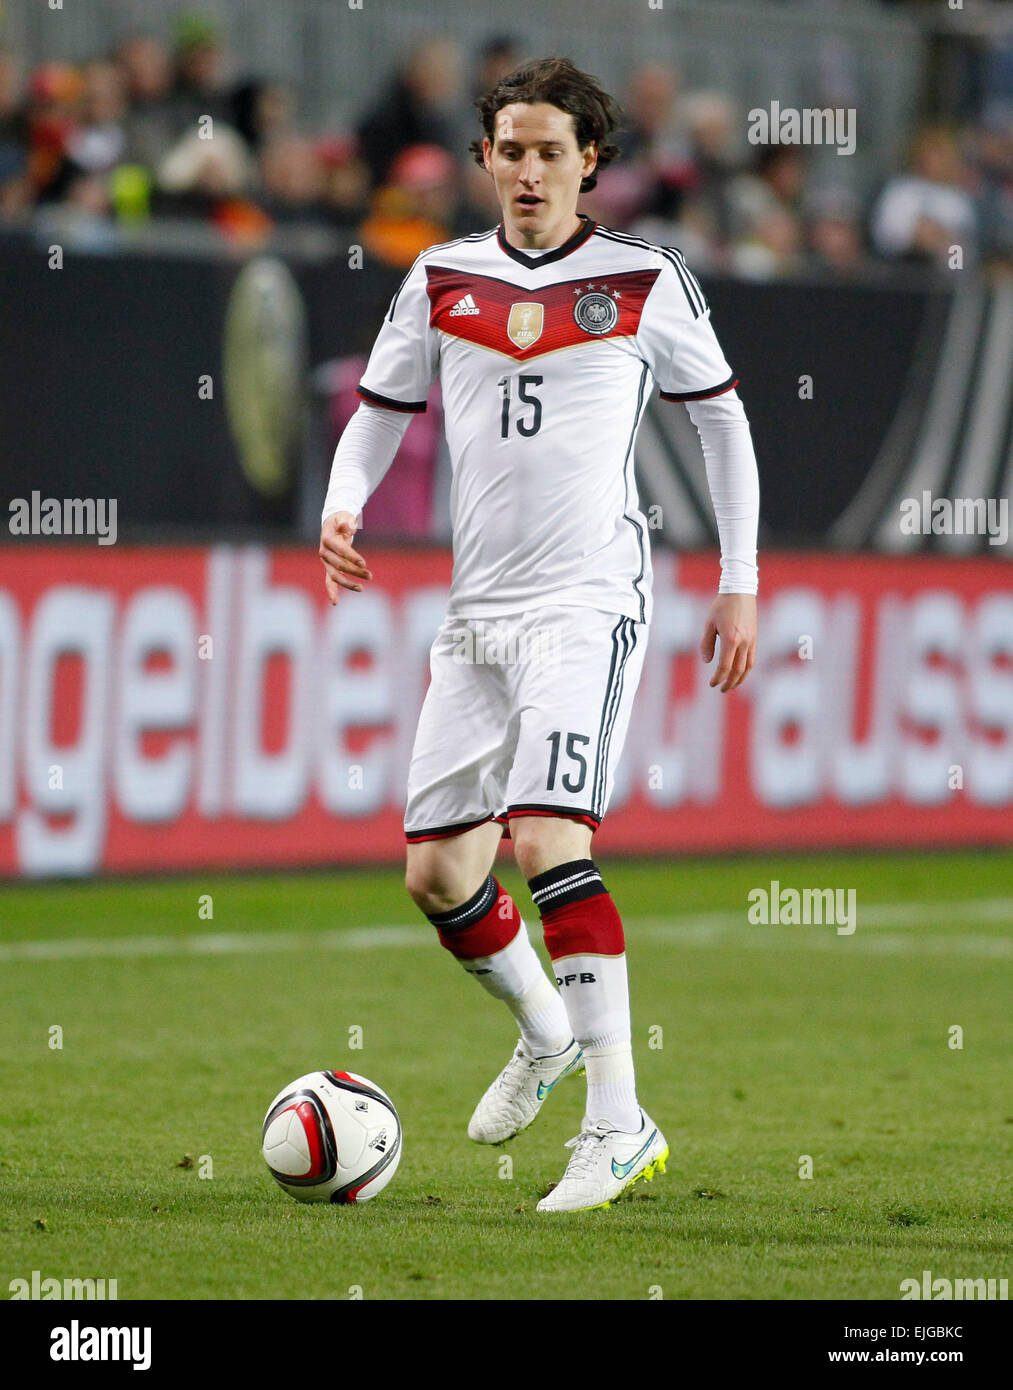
top-left (357, 256), bottom-right (440, 413)
top-left (637, 250), bottom-right (738, 403)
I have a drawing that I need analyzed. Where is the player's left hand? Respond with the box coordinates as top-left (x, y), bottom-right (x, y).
top-left (700, 593), bottom-right (757, 692)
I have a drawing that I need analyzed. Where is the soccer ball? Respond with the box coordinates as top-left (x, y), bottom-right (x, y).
top-left (261, 1070), bottom-right (402, 1204)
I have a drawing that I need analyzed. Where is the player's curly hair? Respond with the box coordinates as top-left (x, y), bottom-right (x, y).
top-left (469, 57), bottom-right (623, 193)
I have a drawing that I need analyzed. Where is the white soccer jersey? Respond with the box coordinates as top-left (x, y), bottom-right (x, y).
top-left (356, 215), bottom-right (738, 624)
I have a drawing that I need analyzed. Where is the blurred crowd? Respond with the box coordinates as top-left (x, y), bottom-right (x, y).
top-left (586, 66), bottom-right (1012, 281)
top-left (0, 14), bottom-right (1010, 280)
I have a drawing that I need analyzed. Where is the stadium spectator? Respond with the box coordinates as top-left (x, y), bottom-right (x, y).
top-left (461, 36), bottom-right (528, 186)
top-left (35, 167), bottom-right (118, 251)
top-left (615, 62), bottom-right (683, 165)
top-left (157, 122), bottom-right (252, 201)
top-left (587, 63), bottom-right (686, 228)
top-left (230, 79), bottom-right (295, 156)
top-left (116, 34), bottom-right (177, 172)
top-left (680, 91), bottom-right (740, 248)
top-left (472, 35), bottom-right (526, 102)
top-left (726, 144), bottom-right (806, 277)
top-left (316, 135), bottom-right (371, 229)
top-left (166, 13), bottom-right (234, 133)
top-left (359, 143), bottom-right (460, 268)
top-left (355, 38), bottom-right (464, 187)
top-left (628, 193), bottom-right (721, 273)
top-left (64, 60), bottom-right (128, 175)
top-left (870, 124), bottom-right (977, 268)
top-left (24, 62), bottom-right (84, 201)
top-left (0, 152), bottom-right (32, 224)
top-left (730, 144), bottom-right (806, 236)
top-left (805, 186), bottom-right (867, 278)
top-left (117, 34), bottom-right (173, 105)
top-left (257, 135), bottom-right (329, 223)
top-left (623, 91), bottom-right (743, 272)
top-left (155, 120), bottom-right (270, 243)
top-left (966, 104), bottom-right (1013, 274)
top-left (457, 154), bottom-right (505, 232)
top-left (732, 204), bottom-right (804, 280)
top-left (0, 47), bottom-right (27, 153)
top-left (0, 49), bottom-right (30, 223)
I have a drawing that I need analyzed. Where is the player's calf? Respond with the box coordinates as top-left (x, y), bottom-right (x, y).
top-left (412, 870), bottom-right (573, 1123)
top-left (528, 858), bottom-right (642, 1134)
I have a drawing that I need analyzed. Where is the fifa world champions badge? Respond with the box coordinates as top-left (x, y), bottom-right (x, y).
top-left (507, 302), bottom-right (545, 349)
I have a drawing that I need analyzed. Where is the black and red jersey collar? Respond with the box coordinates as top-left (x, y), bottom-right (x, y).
top-left (496, 212), bottom-right (597, 268)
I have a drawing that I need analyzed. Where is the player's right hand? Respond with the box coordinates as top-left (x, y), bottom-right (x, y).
top-left (319, 511), bottom-right (372, 605)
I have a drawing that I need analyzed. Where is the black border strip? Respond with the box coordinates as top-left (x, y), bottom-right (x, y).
top-left (496, 213), bottom-right (596, 269)
top-left (404, 813), bottom-right (497, 842)
top-left (356, 384), bottom-right (428, 413)
top-left (660, 373), bottom-right (739, 402)
top-left (504, 803), bottom-right (601, 827)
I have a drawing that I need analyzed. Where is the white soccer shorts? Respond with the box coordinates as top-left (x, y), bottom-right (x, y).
top-left (404, 606), bottom-right (647, 842)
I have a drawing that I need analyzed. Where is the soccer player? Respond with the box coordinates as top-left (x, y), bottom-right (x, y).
top-left (319, 58), bottom-right (759, 1212)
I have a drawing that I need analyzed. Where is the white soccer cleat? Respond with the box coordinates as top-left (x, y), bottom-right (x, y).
top-left (535, 1110), bottom-right (668, 1212)
top-left (467, 1038), bottom-right (584, 1144)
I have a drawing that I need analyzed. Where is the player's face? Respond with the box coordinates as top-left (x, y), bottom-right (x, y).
top-left (483, 101), bottom-right (598, 248)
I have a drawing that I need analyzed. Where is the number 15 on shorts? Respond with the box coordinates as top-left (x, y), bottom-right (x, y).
top-left (546, 731), bottom-right (590, 793)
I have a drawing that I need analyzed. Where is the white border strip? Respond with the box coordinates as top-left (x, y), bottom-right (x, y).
top-left (1, 899), bottom-right (1009, 962)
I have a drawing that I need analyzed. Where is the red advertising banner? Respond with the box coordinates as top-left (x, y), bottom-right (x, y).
top-left (0, 545), bottom-right (1010, 877)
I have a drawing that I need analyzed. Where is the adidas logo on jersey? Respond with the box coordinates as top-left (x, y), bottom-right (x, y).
top-left (449, 294), bottom-right (480, 316)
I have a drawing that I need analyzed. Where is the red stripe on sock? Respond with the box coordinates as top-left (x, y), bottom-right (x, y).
top-left (541, 891), bottom-right (625, 959)
top-left (437, 882), bottom-right (521, 960)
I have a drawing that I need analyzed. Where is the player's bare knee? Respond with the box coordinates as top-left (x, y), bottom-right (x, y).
top-left (511, 818), bottom-right (593, 880)
top-left (404, 861), bottom-right (443, 913)
top-left (405, 853), bottom-right (468, 915)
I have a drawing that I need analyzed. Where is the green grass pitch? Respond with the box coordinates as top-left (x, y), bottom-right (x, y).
top-left (1, 851), bottom-right (1010, 1301)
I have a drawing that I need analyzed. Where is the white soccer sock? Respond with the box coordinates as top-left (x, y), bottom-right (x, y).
top-left (584, 1042), bottom-right (641, 1134)
top-left (462, 923), bottom-right (572, 1057)
top-left (552, 952), bottom-right (641, 1132)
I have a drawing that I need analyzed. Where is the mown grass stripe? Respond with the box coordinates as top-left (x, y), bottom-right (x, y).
top-left (1, 898), bottom-right (1009, 962)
